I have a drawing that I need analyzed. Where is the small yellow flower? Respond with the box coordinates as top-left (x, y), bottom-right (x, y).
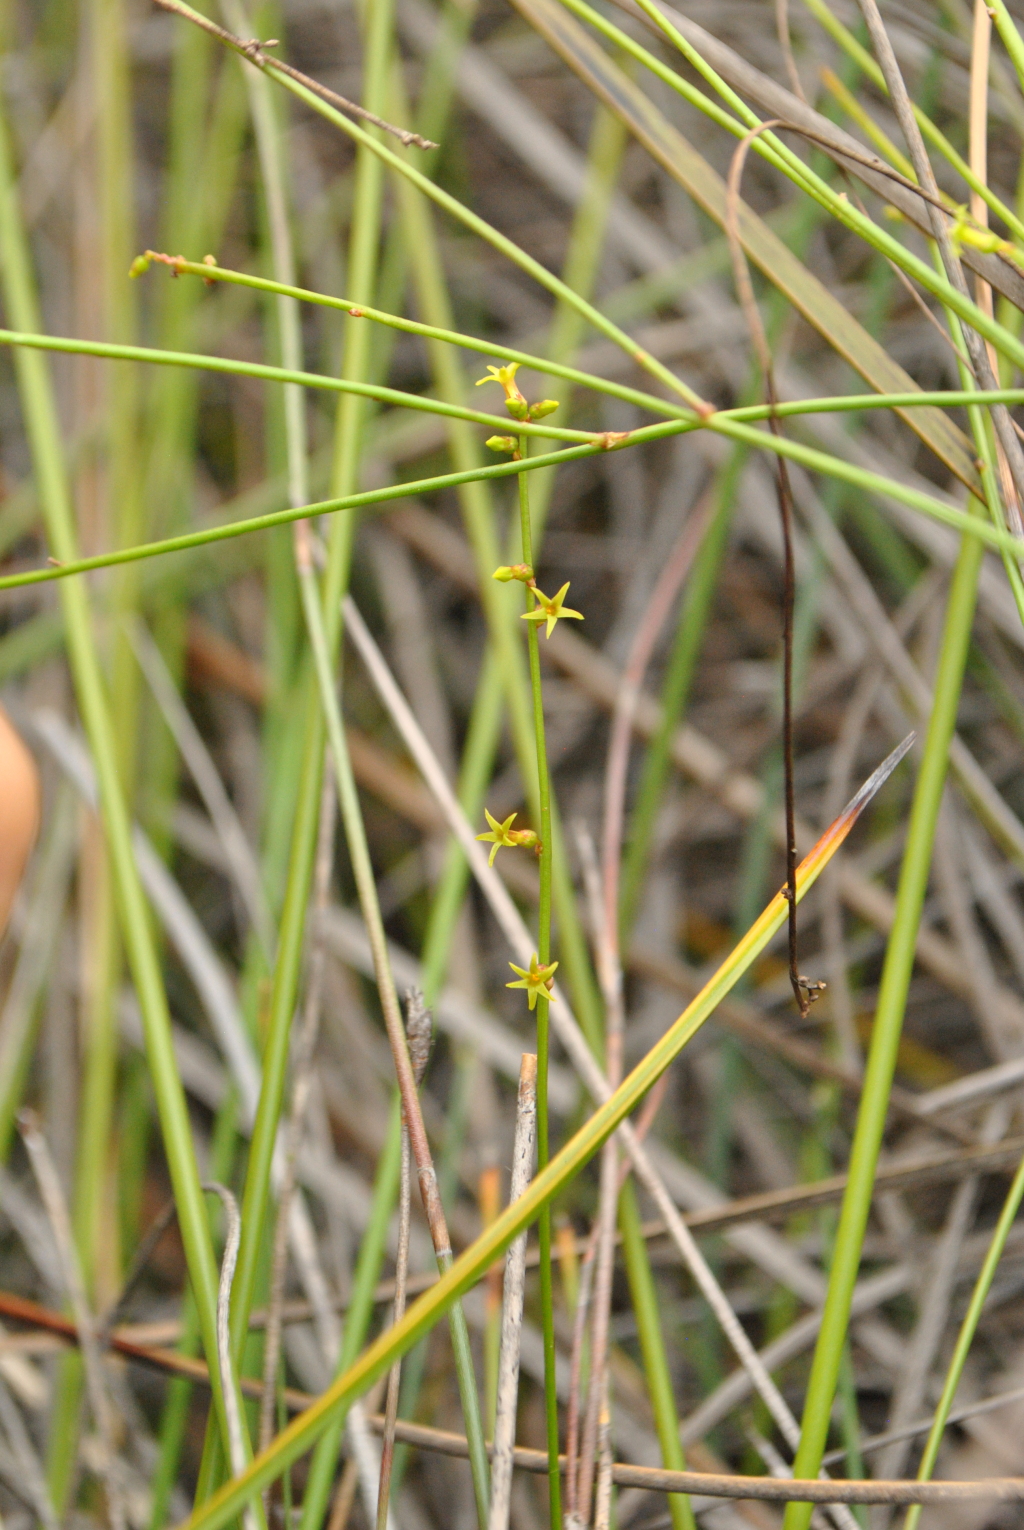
top-left (476, 808), bottom-right (539, 865)
top-left (521, 582), bottom-right (584, 639)
top-left (506, 953), bottom-right (559, 1010)
top-left (476, 363), bottom-right (526, 404)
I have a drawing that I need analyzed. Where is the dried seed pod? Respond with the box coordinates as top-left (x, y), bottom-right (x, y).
top-left (403, 988), bottom-right (433, 1087)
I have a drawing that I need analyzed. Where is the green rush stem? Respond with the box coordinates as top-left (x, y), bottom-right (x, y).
top-left (0, 43), bottom-right (239, 1477)
top-left (149, 1088), bottom-right (241, 1530)
top-left (802, 0), bottom-right (1024, 231)
top-left (0, 326), bottom-right (605, 444)
top-left (784, 523), bottom-right (984, 1530)
top-left (619, 1179), bottom-right (696, 1530)
top-left (517, 442), bottom-right (561, 1529)
top-left (142, 258), bottom-right (686, 424)
top-left (903, 1144), bottom-right (1024, 1530)
top-left (297, 1096), bottom-right (404, 1530)
top-left (9, 402), bottom-right (1024, 595)
top-left (566, 0), bottom-right (1024, 249)
top-left (989, 0), bottom-right (1024, 100)
top-left (298, 562), bottom-right (491, 1530)
top-left (152, 0), bottom-right (711, 414)
top-left (584, 0), bottom-right (1024, 301)
top-left (167, 763), bottom-right (874, 1530)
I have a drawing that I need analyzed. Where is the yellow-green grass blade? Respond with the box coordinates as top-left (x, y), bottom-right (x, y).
top-left (173, 736), bottom-right (914, 1530)
top-left (510, 0), bottom-right (980, 494)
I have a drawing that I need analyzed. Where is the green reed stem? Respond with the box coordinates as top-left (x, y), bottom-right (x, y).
top-left (172, 772), bottom-right (871, 1530)
top-left (903, 1144), bottom-right (1024, 1530)
top-left (0, 325), bottom-right (604, 443)
top-left (5, 402), bottom-right (1024, 597)
top-left (565, 0), bottom-right (1024, 249)
top-left (619, 1179), bottom-right (696, 1530)
top-left (296, 1095), bottom-right (404, 1530)
top-left (516, 441), bottom-right (561, 1528)
top-left (299, 561), bottom-right (490, 1528)
top-left (0, 48), bottom-right (239, 1479)
top-left (989, 0), bottom-right (1024, 99)
top-left (142, 257), bottom-right (685, 421)
top-left (784, 522), bottom-right (984, 1529)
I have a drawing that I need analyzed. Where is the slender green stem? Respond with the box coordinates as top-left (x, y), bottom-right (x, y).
top-left (171, 763), bottom-right (884, 1530)
top-left (989, 0), bottom-right (1024, 98)
top-left (784, 525), bottom-right (984, 1529)
top-left (298, 561), bottom-right (490, 1528)
top-left (0, 326), bottom-right (604, 442)
top-left (0, 48), bottom-right (238, 1475)
top-left (564, 0), bottom-right (1024, 247)
top-left (903, 1145), bottom-right (1024, 1530)
top-left (619, 1179), bottom-right (696, 1530)
top-left (516, 440), bottom-right (561, 1529)
top-left (5, 403), bottom-right (1024, 597)
top-left (140, 256), bottom-right (688, 421)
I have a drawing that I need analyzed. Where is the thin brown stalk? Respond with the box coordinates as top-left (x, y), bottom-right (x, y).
top-left (774, 0), bottom-right (806, 101)
top-left (487, 1054), bottom-right (538, 1530)
top-left (725, 121), bottom-right (821, 1022)
top-left (151, 0), bottom-right (437, 149)
top-left (18, 1110), bottom-right (125, 1530)
top-left (601, 486), bottom-right (715, 979)
top-left (376, 991), bottom-right (432, 1530)
top-left (259, 763), bottom-right (336, 1459)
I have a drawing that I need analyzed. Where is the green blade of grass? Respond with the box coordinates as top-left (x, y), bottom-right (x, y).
top-left (784, 529), bottom-right (984, 1528)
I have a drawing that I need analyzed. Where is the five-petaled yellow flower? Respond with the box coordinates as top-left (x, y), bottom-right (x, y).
top-left (476, 808), bottom-right (539, 865)
top-left (522, 582), bottom-right (584, 639)
top-left (507, 953), bottom-right (559, 1009)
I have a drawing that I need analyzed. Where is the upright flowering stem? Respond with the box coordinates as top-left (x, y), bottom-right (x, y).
top-left (517, 435), bottom-right (561, 1528)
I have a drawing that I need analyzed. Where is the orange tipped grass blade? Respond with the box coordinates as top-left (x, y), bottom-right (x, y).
top-left (173, 736), bottom-right (914, 1530)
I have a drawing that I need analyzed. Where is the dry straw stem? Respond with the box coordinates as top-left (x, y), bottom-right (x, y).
top-left (18, 1113), bottom-right (125, 1530)
top-left (487, 1054), bottom-right (537, 1530)
top-left (201, 1182), bottom-right (259, 1530)
top-left (376, 990), bottom-right (433, 1530)
top-left (10, 1284), bottom-right (1024, 1505)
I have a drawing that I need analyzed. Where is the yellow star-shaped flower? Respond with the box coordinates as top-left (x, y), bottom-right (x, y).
top-left (506, 953), bottom-right (559, 1010)
top-left (521, 582), bottom-right (584, 639)
top-left (476, 808), bottom-right (539, 865)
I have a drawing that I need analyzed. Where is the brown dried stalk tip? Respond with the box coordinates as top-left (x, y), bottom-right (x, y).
top-left (151, 0), bottom-right (437, 151)
top-left (599, 431), bottom-right (631, 450)
top-left (404, 988), bottom-right (433, 1087)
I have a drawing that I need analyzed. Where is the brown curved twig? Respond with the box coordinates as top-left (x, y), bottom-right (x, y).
top-left (725, 122), bottom-right (814, 1021)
